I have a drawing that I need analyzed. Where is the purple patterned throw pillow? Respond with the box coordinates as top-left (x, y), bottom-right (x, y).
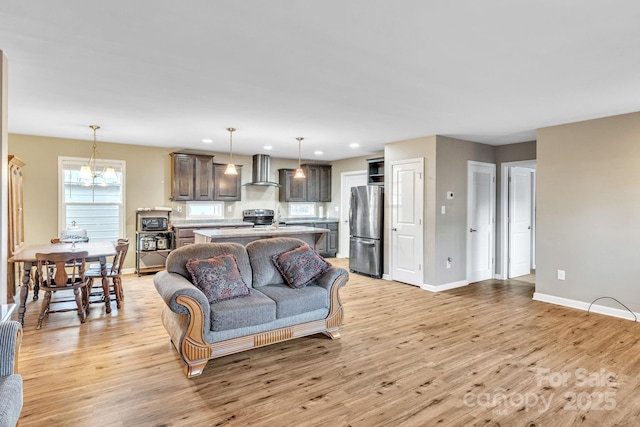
top-left (185, 254), bottom-right (251, 303)
top-left (272, 245), bottom-right (332, 289)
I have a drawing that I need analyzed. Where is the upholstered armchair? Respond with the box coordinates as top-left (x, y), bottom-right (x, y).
top-left (0, 320), bottom-right (23, 426)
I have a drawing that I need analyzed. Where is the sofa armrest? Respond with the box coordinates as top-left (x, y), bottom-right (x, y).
top-left (312, 266), bottom-right (349, 314)
top-left (154, 270), bottom-right (211, 325)
top-left (0, 321), bottom-right (22, 377)
top-left (314, 267), bottom-right (349, 292)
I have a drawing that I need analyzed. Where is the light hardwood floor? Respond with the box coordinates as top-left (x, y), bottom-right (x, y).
top-left (13, 259), bottom-right (640, 426)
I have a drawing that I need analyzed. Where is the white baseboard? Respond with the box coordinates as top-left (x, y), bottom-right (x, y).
top-left (382, 274), bottom-right (392, 281)
top-left (122, 268), bottom-right (137, 275)
top-left (421, 279), bottom-right (469, 293)
top-left (494, 274), bottom-right (504, 280)
top-left (533, 292), bottom-right (639, 322)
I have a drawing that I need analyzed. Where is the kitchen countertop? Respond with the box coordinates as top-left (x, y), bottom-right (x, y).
top-left (171, 218), bottom-right (339, 228)
top-left (279, 217), bottom-right (340, 224)
top-left (194, 225), bottom-right (328, 239)
top-left (171, 220), bottom-right (253, 229)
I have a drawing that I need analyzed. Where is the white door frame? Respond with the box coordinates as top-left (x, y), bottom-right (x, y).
top-left (466, 161), bottom-right (496, 283)
top-left (339, 170), bottom-right (367, 258)
top-left (499, 160), bottom-right (536, 279)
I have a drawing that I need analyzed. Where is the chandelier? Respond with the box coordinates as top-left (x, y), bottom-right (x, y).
top-left (79, 125), bottom-right (117, 184)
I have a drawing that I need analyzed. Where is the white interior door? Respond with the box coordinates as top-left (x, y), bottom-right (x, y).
top-left (391, 159), bottom-right (424, 286)
top-left (467, 161), bottom-right (495, 283)
top-left (508, 166), bottom-right (533, 278)
top-left (339, 171), bottom-right (367, 258)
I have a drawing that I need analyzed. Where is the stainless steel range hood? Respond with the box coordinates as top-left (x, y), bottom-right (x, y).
top-left (243, 154), bottom-right (281, 187)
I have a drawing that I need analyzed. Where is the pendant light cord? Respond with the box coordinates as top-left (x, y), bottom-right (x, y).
top-left (227, 128), bottom-right (235, 164)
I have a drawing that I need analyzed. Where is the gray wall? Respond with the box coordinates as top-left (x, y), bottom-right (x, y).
top-left (383, 135), bottom-right (537, 287)
top-left (536, 111), bottom-right (640, 311)
top-left (384, 136), bottom-right (437, 284)
top-left (435, 136), bottom-right (494, 285)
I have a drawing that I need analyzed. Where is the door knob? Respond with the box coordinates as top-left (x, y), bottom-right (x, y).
top-left (470, 228), bottom-right (477, 232)
top-left (392, 228), bottom-right (397, 231)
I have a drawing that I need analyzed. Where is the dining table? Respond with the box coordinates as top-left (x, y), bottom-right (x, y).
top-left (8, 241), bottom-right (117, 325)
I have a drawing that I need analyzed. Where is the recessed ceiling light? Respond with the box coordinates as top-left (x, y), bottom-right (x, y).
top-left (263, 145), bottom-right (273, 150)
top-left (202, 138), bottom-right (213, 144)
top-left (314, 150), bottom-right (323, 156)
top-left (349, 143), bottom-right (359, 148)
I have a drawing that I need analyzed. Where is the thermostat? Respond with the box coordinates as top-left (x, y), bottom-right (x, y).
top-left (447, 191), bottom-right (454, 200)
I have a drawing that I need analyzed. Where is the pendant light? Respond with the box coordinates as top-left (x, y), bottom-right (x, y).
top-left (79, 125), bottom-right (117, 183)
top-left (294, 137), bottom-right (305, 179)
top-left (224, 127), bottom-right (238, 175)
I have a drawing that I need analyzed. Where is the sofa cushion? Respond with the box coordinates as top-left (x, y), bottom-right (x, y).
top-left (166, 242), bottom-right (253, 287)
top-left (246, 238), bottom-right (311, 287)
top-left (210, 289), bottom-right (276, 331)
top-left (257, 284), bottom-right (328, 318)
top-left (272, 244), bottom-right (332, 288)
top-left (186, 254), bottom-right (251, 303)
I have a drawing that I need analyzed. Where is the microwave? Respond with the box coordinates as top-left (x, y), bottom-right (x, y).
top-left (140, 217), bottom-right (168, 231)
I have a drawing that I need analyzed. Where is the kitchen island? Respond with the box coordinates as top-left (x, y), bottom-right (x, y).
top-left (194, 226), bottom-right (328, 248)
top-left (172, 220), bottom-right (254, 247)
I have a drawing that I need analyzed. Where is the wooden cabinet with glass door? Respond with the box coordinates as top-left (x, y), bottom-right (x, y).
top-left (7, 155), bottom-right (25, 302)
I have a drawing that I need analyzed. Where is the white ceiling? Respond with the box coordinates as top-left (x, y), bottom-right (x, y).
top-left (1, 1), bottom-right (640, 161)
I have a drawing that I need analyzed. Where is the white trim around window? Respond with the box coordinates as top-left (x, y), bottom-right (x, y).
top-left (58, 156), bottom-right (126, 242)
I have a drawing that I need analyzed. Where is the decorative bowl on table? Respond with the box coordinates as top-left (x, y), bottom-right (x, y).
top-left (60, 221), bottom-right (88, 249)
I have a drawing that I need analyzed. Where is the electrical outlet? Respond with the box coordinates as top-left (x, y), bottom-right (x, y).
top-left (176, 205), bottom-right (182, 213)
top-left (447, 257), bottom-right (452, 269)
top-left (557, 270), bottom-right (565, 280)
top-left (227, 205), bottom-right (232, 212)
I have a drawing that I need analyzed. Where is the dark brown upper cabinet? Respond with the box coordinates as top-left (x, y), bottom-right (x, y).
top-left (278, 165), bottom-right (331, 202)
top-left (213, 163), bottom-right (242, 201)
top-left (171, 153), bottom-right (218, 201)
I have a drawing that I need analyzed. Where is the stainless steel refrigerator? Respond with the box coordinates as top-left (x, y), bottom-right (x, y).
top-left (349, 185), bottom-right (384, 278)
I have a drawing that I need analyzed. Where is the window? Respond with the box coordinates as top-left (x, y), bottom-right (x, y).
top-left (289, 202), bottom-right (316, 217)
top-left (186, 201), bottom-right (224, 220)
top-left (59, 157), bottom-right (125, 242)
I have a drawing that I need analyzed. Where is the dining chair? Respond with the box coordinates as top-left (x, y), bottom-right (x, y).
top-left (35, 251), bottom-right (90, 329)
top-left (86, 241), bottom-right (129, 310)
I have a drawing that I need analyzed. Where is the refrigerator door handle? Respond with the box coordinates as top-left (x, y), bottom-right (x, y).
top-left (349, 191), bottom-right (355, 234)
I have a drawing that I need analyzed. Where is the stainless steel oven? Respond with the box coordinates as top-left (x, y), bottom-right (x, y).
top-left (242, 209), bottom-right (275, 227)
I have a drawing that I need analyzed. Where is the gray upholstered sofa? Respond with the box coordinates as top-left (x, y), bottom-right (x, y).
top-left (0, 320), bottom-right (22, 427)
top-left (154, 237), bottom-right (349, 378)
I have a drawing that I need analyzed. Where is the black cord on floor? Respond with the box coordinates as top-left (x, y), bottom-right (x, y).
top-left (587, 296), bottom-right (637, 322)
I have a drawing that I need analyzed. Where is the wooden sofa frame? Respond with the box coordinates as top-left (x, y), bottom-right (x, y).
top-left (165, 270), bottom-right (348, 378)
